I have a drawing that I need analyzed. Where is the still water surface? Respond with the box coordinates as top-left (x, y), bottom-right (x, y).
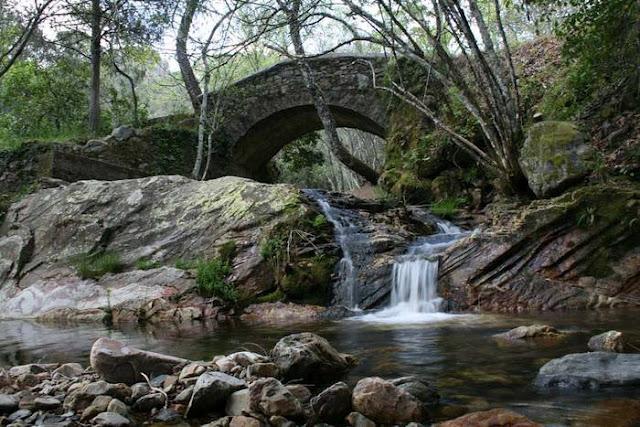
top-left (1, 310), bottom-right (640, 426)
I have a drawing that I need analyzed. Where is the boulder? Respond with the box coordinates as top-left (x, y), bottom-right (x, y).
top-left (519, 121), bottom-right (593, 197)
top-left (351, 377), bottom-right (424, 424)
top-left (187, 372), bottom-right (246, 416)
top-left (248, 378), bottom-right (303, 418)
top-left (310, 382), bottom-right (352, 423)
top-left (246, 363), bottom-right (279, 379)
top-left (535, 352), bottom-right (640, 389)
top-left (215, 352), bottom-right (269, 373)
top-left (226, 389), bottom-right (251, 416)
top-left (0, 176), bottom-right (313, 320)
top-left (111, 126), bottom-right (135, 141)
top-left (91, 411), bottom-right (131, 427)
top-left (53, 363), bottom-right (84, 378)
top-left (493, 325), bottom-right (562, 341)
top-left (390, 376), bottom-right (439, 405)
top-left (588, 331), bottom-right (627, 353)
top-left (90, 337), bottom-right (188, 385)
top-left (271, 333), bottom-right (356, 381)
top-left (230, 416), bottom-right (263, 427)
top-left (0, 394), bottom-right (19, 413)
top-left (436, 408), bottom-right (541, 427)
top-left (132, 393), bottom-right (165, 412)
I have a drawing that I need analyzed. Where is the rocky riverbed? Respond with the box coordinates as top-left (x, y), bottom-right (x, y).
top-left (1, 326), bottom-right (639, 427)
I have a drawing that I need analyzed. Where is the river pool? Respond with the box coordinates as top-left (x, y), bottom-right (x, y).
top-left (1, 310), bottom-right (640, 426)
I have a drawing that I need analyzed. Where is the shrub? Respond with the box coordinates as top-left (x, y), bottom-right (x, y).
top-left (257, 289), bottom-right (285, 304)
top-left (218, 241), bottom-right (237, 264)
top-left (430, 197), bottom-right (466, 219)
top-left (195, 258), bottom-right (236, 301)
top-left (135, 258), bottom-right (161, 270)
top-left (175, 258), bottom-right (198, 270)
top-left (73, 251), bottom-right (124, 280)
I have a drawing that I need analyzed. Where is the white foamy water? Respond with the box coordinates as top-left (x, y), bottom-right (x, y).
top-left (359, 219), bottom-right (467, 324)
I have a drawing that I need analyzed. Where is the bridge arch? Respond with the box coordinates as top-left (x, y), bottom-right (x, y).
top-left (217, 54), bottom-right (391, 179)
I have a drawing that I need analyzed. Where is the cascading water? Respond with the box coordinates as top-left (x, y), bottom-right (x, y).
top-left (360, 218), bottom-right (467, 323)
top-left (304, 190), bottom-right (370, 309)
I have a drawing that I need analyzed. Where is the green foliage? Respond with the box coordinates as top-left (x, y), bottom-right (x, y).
top-left (430, 197), bottom-right (466, 219)
top-left (311, 214), bottom-right (328, 229)
top-left (134, 258), bottom-right (161, 270)
top-left (72, 251), bottom-right (124, 280)
top-left (218, 241), bottom-right (237, 264)
top-left (175, 258), bottom-right (198, 270)
top-left (256, 289), bottom-right (285, 304)
top-left (0, 59), bottom-right (91, 147)
top-left (195, 258), bottom-right (236, 301)
top-left (279, 132), bottom-right (324, 170)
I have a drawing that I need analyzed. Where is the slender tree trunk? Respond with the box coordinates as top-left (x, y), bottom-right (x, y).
top-left (177, 0), bottom-right (202, 114)
top-left (280, 0), bottom-right (380, 185)
top-left (112, 60), bottom-right (139, 127)
top-left (88, 0), bottom-right (102, 135)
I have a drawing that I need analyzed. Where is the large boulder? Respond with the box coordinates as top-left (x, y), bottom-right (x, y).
top-left (519, 121), bottom-right (593, 197)
top-left (90, 337), bottom-right (188, 385)
top-left (535, 352), bottom-right (640, 389)
top-left (310, 382), bottom-right (352, 423)
top-left (270, 333), bottom-right (356, 382)
top-left (0, 176), bottom-right (308, 320)
top-left (493, 325), bottom-right (562, 341)
top-left (436, 408), bottom-right (541, 427)
top-left (187, 372), bottom-right (246, 416)
top-left (351, 377), bottom-right (424, 424)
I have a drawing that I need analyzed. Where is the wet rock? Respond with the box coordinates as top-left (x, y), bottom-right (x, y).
top-left (0, 394), bottom-right (19, 413)
top-left (53, 363), bottom-right (84, 378)
top-left (153, 407), bottom-right (182, 424)
top-left (7, 408), bottom-right (31, 422)
top-left (215, 352), bottom-right (269, 373)
top-left (536, 352), bottom-right (640, 389)
top-left (588, 331), bottom-right (627, 353)
top-left (285, 385), bottom-right (311, 404)
top-left (179, 362), bottom-right (207, 381)
top-left (82, 396), bottom-right (113, 421)
top-left (240, 302), bottom-right (327, 324)
top-left (8, 364), bottom-right (47, 377)
top-left (494, 325), bottom-right (561, 341)
top-left (186, 372), bottom-right (245, 416)
top-left (352, 377), bottom-right (423, 424)
top-left (91, 411), bottom-right (131, 426)
top-left (346, 411), bottom-right (376, 427)
top-left (248, 378), bottom-right (303, 418)
top-left (436, 408), bottom-right (541, 427)
top-left (229, 415), bottom-right (263, 427)
top-left (519, 121), bottom-right (593, 197)
top-left (107, 399), bottom-right (128, 417)
top-left (132, 392), bottom-right (165, 412)
top-left (271, 333), bottom-right (356, 381)
top-left (391, 376), bottom-right (439, 405)
top-left (173, 386), bottom-right (193, 404)
top-left (33, 396), bottom-right (61, 410)
top-left (90, 337), bottom-right (188, 385)
top-left (226, 389), bottom-right (250, 416)
top-left (130, 383), bottom-right (150, 400)
top-left (310, 382), bottom-right (352, 423)
top-left (246, 363), bottom-right (279, 379)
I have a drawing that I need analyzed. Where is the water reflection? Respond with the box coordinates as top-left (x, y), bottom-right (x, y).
top-left (1, 310), bottom-right (640, 425)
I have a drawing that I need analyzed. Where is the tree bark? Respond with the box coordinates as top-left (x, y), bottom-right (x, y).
top-left (112, 60), bottom-right (139, 127)
top-left (280, 0), bottom-right (380, 185)
top-left (176, 0), bottom-right (202, 114)
top-left (88, 0), bottom-right (102, 135)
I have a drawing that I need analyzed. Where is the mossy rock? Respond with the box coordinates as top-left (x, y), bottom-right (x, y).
top-left (519, 121), bottom-right (594, 198)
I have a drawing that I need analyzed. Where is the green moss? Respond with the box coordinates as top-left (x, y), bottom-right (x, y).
top-left (72, 251), bottom-right (124, 280)
top-left (134, 258), bottom-right (161, 270)
top-left (279, 254), bottom-right (335, 305)
top-left (218, 240), bottom-right (237, 264)
top-left (256, 289), bottom-right (285, 304)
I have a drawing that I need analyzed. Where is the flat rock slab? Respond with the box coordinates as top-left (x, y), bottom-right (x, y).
top-left (535, 352), bottom-right (640, 389)
top-left (90, 337), bottom-right (188, 385)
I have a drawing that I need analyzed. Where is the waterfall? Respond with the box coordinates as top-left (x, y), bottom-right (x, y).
top-left (361, 218), bottom-right (466, 323)
top-left (304, 190), bottom-right (369, 309)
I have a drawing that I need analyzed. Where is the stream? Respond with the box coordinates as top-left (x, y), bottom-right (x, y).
top-left (1, 193), bottom-right (639, 425)
top-left (1, 312), bottom-right (640, 425)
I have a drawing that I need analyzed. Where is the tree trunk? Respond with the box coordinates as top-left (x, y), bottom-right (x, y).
top-left (88, 0), bottom-right (102, 135)
top-left (177, 0), bottom-right (202, 114)
top-left (281, 0), bottom-right (380, 185)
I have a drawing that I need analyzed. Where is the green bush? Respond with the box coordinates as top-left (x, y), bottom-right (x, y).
top-left (73, 251), bottom-right (124, 280)
top-left (218, 241), bottom-right (237, 264)
top-left (135, 258), bottom-right (161, 270)
top-left (175, 258), bottom-right (198, 270)
top-left (195, 258), bottom-right (236, 301)
top-left (430, 197), bottom-right (466, 219)
top-left (257, 289), bottom-right (285, 304)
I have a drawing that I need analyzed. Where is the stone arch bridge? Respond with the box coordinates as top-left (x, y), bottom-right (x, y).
top-left (215, 53), bottom-right (391, 179)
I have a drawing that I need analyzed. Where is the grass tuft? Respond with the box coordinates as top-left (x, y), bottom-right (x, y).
top-left (73, 251), bottom-right (124, 280)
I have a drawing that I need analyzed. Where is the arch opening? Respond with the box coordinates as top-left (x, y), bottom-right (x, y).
top-left (232, 104), bottom-right (386, 180)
